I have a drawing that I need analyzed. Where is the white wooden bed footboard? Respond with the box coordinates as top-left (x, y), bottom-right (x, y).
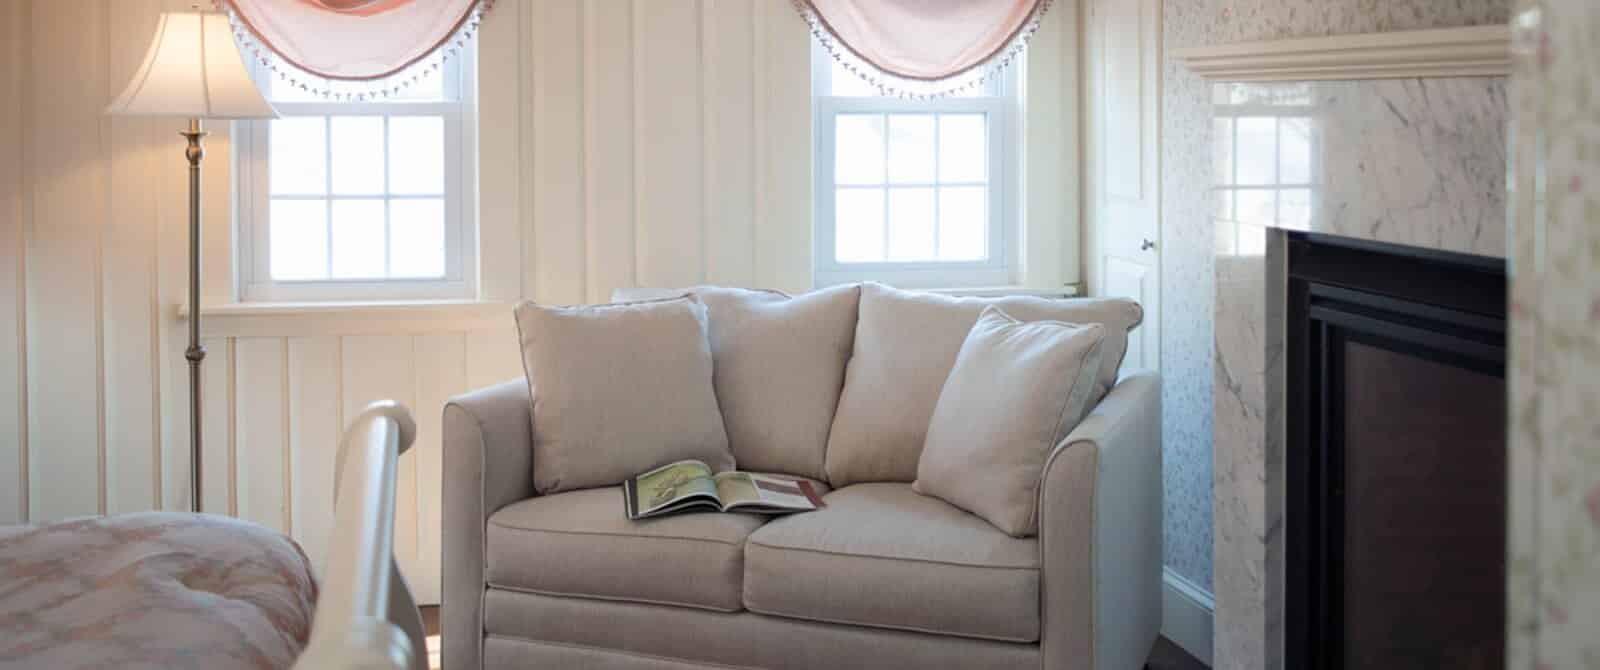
top-left (293, 400), bottom-right (428, 670)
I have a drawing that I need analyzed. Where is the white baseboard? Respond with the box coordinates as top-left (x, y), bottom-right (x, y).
top-left (1161, 567), bottom-right (1214, 666)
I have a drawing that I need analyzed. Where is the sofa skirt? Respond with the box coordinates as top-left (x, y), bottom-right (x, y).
top-left (482, 588), bottom-right (1041, 670)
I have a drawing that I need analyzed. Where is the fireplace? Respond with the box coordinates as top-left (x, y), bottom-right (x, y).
top-left (1284, 233), bottom-right (1507, 669)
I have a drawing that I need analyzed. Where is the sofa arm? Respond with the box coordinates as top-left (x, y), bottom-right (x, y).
top-left (443, 379), bottom-right (535, 670)
top-left (1040, 370), bottom-right (1162, 670)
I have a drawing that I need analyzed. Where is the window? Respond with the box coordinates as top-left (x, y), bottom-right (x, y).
top-left (812, 45), bottom-right (1021, 288)
top-left (237, 50), bottom-right (476, 302)
top-left (1212, 83), bottom-right (1319, 257)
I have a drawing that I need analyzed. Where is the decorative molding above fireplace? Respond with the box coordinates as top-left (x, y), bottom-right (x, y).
top-left (1172, 25), bottom-right (1510, 82)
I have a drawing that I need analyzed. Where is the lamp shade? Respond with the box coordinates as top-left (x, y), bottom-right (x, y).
top-left (105, 11), bottom-right (278, 119)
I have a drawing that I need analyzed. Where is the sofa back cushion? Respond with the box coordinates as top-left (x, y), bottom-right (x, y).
top-left (612, 285), bottom-right (860, 480)
top-left (515, 296), bottom-right (734, 494)
top-left (824, 282), bottom-right (1143, 486)
top-left (914, 306), bottom-right (1105, 537)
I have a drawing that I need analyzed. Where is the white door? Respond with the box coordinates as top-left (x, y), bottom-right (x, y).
top-left (1084, 0), bottom-right (1161, 372)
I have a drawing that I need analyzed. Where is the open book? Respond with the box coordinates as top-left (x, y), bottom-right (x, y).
top-left (624, 460), bottom-right (825, 520)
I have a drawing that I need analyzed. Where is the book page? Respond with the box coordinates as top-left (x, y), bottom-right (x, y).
top-left (713, 472), bottom-right (763, 507)
top-left (715, 473), bottom-right (820, 511)
top-left (634, 460), bottom-right (717, 515)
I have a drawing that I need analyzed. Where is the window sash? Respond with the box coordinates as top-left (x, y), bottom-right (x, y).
top-left (236, 58), bottom-right (476, 302)
top-left (811, 48), bottom-right (1019, 288)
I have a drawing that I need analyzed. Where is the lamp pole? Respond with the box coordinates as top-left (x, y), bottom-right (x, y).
top-left (183, 116), bottom-right (207, 513)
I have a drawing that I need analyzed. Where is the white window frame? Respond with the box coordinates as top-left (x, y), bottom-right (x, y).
top-left (236, 50), bottom-right (478, 303)
top-left (811, 45), bottom-right (1022, 289)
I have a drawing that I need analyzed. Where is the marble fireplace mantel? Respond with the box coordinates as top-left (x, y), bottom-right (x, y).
top-left (1173, 25), bottom-right (1511, 82)
top-left (1176, 24), bottom-right (1513, 670)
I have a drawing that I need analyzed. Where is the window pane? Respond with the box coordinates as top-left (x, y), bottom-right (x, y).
top-left (389, 116), bottom-right (445, 195)
top-left (835, 187), bottom-right (884, 262)
top-left (1235, 117), bottom-right (1277, 185)
top-left (826, 55), bottom-right (993, 97)
top-left (270, 74), bottom-right (322, 103)
top-left (887, 188), bottom-right (936, 261)
top-left (938, 114), bottom-right (987, 183)
top-left (829, 60), bottom-right (880, 97)
top-left (1280, 188), bottom-right (1312, 229)
top-left (270, 199), bottom-right (328, 280)
top-left (1215, 189), bottom-right (1234, 222)
top-left (938, 186), bottom-right (987, 261)
top-left (1280, 117), bottom-right (1313, 185)
top-left (331, 116), bottom-right (385, 195)
top-left (835, 114), bottom-right (885, 185)
top-left (270, 60), bottom-right (451, 103)
top-left (331, 200), bottom-right (386, 279)
top-left (1213, 118), bottom-right (1234, 185)
top-left (390, 199), bottom-right (446, 278)
top-left (887, 115), bottom-right (935, 184)
top-left (1235, 189), bottom-right (1276, 228)
top-left (270, 117), bottom-right (327, 195)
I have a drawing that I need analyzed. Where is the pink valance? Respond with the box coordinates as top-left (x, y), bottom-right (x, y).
top-left (798, 0), bottom-right (1050, 97)
top-left (218, 0), bottom-right (491, 98)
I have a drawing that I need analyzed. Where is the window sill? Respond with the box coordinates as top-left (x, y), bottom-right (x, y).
top-left (179, 299), bottom-right (517, 338)
top-left (925, 285), bottom-right (1083, 298)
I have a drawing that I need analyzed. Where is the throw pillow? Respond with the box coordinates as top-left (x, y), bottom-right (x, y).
top-left (824, 282), bottom-right (1142, 486)
top-left (914, 306), bottom-right (1106, 537)
top-left (610, 285), bottom-right (860, 480)
top-left (514, 296), bottom-right (734, 494)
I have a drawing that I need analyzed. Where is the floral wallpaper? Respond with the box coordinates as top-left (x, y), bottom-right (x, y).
top-left (1158, 0), bottom-right (1511, 596)
top-left (1506, 0), bottom-right (1600, 667)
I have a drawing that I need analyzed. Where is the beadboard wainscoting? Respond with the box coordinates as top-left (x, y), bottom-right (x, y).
top-left (192, 308), bottom-right (525, 605)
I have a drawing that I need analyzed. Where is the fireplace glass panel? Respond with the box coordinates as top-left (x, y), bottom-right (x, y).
top-left (1340, 340), bottom-right (1505, 669)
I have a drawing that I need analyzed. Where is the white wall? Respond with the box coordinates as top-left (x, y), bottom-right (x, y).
top-left (0, 0), bottom-right (1079, 604)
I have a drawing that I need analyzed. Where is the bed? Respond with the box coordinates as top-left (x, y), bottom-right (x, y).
top-left (0, 402), bottom-right (425, 670)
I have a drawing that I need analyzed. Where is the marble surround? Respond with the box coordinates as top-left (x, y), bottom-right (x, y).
top-left (1208, 75), bottom-right (1508, 670)
top-left (1157, 0), bottom-right (1511, 601)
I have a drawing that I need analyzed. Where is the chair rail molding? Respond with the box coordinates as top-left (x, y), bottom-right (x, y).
top-left (1172, 24), bottom-right (1510, 82)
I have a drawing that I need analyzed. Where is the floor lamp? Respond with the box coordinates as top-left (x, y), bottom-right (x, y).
top-left (105, 10), bottom-right (279, 513)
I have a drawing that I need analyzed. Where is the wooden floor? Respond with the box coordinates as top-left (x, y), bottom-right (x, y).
top-left (421, 606), bottom-right (1208, 669)
top-left (1147, 636), bottom-right (1208, 670)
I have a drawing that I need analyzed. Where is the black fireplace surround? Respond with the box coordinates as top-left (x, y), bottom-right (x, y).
top-left (1284, 233), bottom-right (1507, 670)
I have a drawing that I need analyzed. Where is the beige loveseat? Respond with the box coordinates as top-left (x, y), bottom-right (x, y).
top-left (443, 284), bottom-right (1162, 670)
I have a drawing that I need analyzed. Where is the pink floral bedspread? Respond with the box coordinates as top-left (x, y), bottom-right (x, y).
top-left (0, 512), bottom-right (317, 669)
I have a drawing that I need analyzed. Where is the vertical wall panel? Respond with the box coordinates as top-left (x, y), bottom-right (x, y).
top-left (582, 1), bottom-right (637, 302)
top-left (25, 0), bottom-right (106, 520)
top-left (633, 0), bottom-right (705, 289)
top-left (0, 0), bottom-right (27, 524)
top-left (288, 336), bottom-right (340, 571)
top-left (101, 0), bottom-right (164, 515)
top-left (466, 326), bottom-right (524, 390)
top-left (234, 337), bottom-right (288, 531)
top-left (156, 117), bottom-right (191, 513)
top-left (754, 0), bottom-right (813, 293)
top-left (476, 0), bottom-right (524, 303)
top-left (412, 333), bottom-right (468, 604)
top-left (341, 335), bottom-right (420, 587)
top-left (1024, 6), bottom-right (1072, 290)
top-left (701, 1), bottom-right (758, 288)
top-left (200, 336), bottom-right (234, 514)
top-left (530, 0), bottom-right (588, 305)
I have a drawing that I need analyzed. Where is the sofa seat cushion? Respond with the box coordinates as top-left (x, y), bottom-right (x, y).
top-left (743, 483), bottom-right (1041, 643)
top-left (486, 487), bottom-right (764, 612)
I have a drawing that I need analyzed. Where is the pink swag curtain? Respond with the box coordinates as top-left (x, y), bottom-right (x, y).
top-left (219, 0), bottom-right (490, 98)
top-left (798, 0), bottom-right (1050, 97)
